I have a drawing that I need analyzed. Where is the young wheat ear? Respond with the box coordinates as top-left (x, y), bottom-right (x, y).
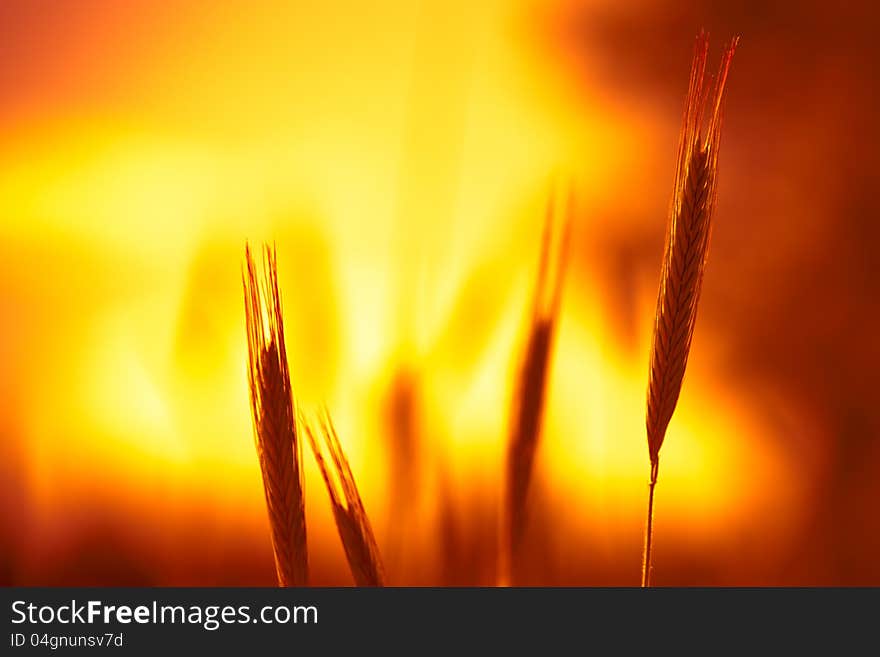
top-left (303, 408), bottom-right (386, 587)
top-left (501, 184), bottom-right (573, 586)
top-left (642, 33), bottom-right (738, 587)
top-left (243, 243), bottom-right (309, 586)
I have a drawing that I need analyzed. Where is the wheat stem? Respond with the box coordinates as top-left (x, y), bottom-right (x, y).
top-left (501, 184), bottom-right (572, 585)
top-left (304, 408), bottom-right (386, 587)
top-left (641, 460), bottom-right (659, 587)
top-left (642, 33), bottom-right (737, 586)
top-left (243, 243), bottom-right (309, 586)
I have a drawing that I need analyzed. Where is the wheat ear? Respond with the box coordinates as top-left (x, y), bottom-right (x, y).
top-left (303, 408), bottom-right (386, 587)
top-left (244, 244), bottom-right (309, 586)
top-left (501, 186), bottom-right (573, 585)
top-left (642, 34), bottom-right (738, 587)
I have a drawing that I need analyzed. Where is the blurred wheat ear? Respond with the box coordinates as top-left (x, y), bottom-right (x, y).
top-left (501, 185), bottom-right (573, 586)
top-left (243, 244), bottom-right (309, 586)
top-left (642, 33), bottom-right (738, 587)
top-left (304, 408), bottom-right (385, 587)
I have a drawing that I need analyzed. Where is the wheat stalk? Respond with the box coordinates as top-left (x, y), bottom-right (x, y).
top-left (303, 408), bottom-right (386, 587)
top-left (642, 33), bottom-right (738, 587)
top-left (243, 243), bottom-right (309, 586)
top-left (501, 186), bottom-right (573, 585)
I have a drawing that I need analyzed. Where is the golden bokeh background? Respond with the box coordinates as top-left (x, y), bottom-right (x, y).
top-left (1, 0), bottom-right (877, 585)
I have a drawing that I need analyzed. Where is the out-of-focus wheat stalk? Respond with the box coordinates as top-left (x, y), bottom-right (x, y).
top-left (501, 186), bottom-right (573, 586)
top-left (304, 408), bottom-right (386, 587)
top-left (244, 244), bottom-right (308, 586)
top-left (642, 34), bottom-right (738, 587)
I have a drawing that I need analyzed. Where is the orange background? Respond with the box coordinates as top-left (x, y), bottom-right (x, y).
top-left (1, 0), bottom-right (878, 585)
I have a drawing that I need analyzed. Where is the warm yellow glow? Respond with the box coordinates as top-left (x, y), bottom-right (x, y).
top-left (2, 0), bottom-right (803, 582)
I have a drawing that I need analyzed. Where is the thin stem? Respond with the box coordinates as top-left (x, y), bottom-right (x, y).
top-left (641, 460), bottom-right (659, 587)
